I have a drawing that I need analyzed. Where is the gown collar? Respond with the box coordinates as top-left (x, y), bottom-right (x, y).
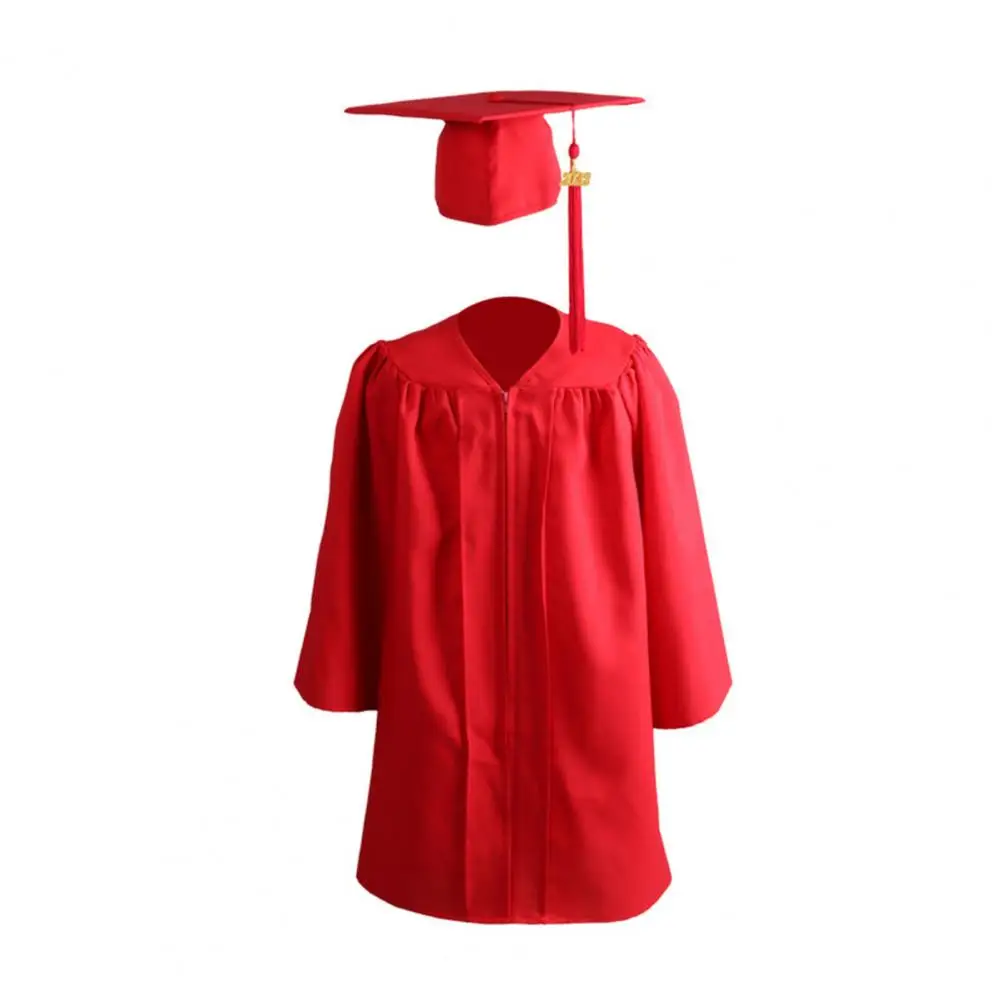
top-left (448, 297), bottom-right (569, 392)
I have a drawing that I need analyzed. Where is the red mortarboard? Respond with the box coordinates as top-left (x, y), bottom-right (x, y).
top-left (345, 90), bottom-right (644, 352)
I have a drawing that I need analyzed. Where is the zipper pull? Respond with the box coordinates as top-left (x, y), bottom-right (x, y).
top-left (501, 390), bottom-right (509, 411)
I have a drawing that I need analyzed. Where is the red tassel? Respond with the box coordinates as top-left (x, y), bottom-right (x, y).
top-left (568, 186), bottom-right (585, 353)
top-left (567, 111), bottom-right (585, 353)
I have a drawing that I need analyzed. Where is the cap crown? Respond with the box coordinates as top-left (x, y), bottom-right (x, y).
top-left (435, 117), bottom-right (560, 225)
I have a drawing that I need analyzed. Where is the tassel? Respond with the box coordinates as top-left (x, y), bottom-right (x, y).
top-left (568, 177), bottom-right (585, 353)
top-left (562, 110), bottom-right (588, 354)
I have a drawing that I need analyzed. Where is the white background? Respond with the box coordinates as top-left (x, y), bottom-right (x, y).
top-left (1, 1), bottom-right (999, 998)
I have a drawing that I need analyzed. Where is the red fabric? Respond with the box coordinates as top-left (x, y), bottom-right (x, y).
top-left (295, 297), bottom-right (731, 923)
top-left (567, 113), bottom-right (586, 351)
top-left (567, 180), bottom-right (585, 352)
top-left (345, 90), bottom-right (644, 123)
top-left (435, 117), bottom-right (561, 225)
top-left (346, 91), bottom-right (643, 227)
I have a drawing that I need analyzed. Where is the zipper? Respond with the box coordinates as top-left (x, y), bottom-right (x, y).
top-left (500, 388), bottom-right (513, 916)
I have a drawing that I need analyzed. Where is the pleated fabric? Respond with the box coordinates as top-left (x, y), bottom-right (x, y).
top-left (295, 298), bottom-right (731, 923)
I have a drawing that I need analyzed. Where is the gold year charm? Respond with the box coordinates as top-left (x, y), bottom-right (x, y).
top-left (561, 161), bottom-right (591, 186)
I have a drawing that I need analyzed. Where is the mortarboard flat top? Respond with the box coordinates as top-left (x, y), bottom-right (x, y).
top-left (345, 90), bottom-right (644, 123)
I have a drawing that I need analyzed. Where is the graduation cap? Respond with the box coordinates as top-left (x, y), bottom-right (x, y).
top-left (345, 90), bottom-right (644, 353)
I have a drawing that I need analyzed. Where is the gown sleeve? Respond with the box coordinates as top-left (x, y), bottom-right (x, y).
top-left (294, 342), bottom-right (388, 712)
top-left (632, 338), bottom-right (732, 728)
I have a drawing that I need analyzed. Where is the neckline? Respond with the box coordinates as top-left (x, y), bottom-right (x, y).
top-left (450, 297), bottom-right (567, 392)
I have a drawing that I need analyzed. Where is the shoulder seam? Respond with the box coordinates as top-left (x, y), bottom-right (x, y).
top-left (375, 339), bottom-right (421, 387)
top-left (609, 335), bottom-right (644, 387)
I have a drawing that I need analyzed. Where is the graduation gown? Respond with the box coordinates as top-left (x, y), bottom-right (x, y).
top-left (295, 296), bottom-right (731, 924)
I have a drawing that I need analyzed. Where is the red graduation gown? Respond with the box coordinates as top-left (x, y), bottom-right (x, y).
top-left (295, 297), bottom-right (731, 923)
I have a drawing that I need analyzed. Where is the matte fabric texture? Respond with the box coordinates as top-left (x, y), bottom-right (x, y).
top-left (346, 90), bottom-right (643, 226)
top-left (434, 117), bottom-right (561, 225)
top-left (295, 296), bottom-right (731, 924)
top-left (344, 90), bottom-right (644, 122)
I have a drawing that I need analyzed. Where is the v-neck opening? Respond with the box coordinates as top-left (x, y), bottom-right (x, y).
top-left (452, 297), bottom-right (565, 391)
